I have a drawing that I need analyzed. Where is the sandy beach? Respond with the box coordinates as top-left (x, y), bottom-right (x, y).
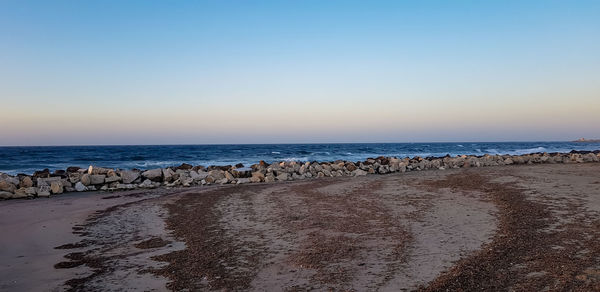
top-left (1, 163), bottom-right (600, 291)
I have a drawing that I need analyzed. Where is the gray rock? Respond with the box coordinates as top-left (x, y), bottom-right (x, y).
top-left (68, 172), bottom-right (81, 183)
top-left (195, 171), bottom-right (209, 180)
top-left (75, 182), bottom-right (87, 192)
top-left (142, 168), bottom-right (163, 181)
top-left (353, 169), bottom-right (368, 176)
top-left (119, 170), bottom-right (140, 184)
top-left (265, 174), bottom-right (276, 183)
top-left (90, 174), bottom-right (106, 185)
top-left (13, 188), bottom-right (30, 199)
top-left (139, 179), bottom-right (156, 188)
top-left (208, 170), bottom-right (225, 180)
top-left (37, 185), bottom-right (51, 197)
top-left (25, 187), bottom-right (37, 195)
top-left (104, 175), bottom-right (121, 183)
top-left (0, 174), bottom-right (20, 186)
top-left (163, 168), bottom-right (176, 182)
top-left (276, 173), bottom-right (290, 181)
top-left (0, 191), bottom-right (19, 199)
top-left (178, 173), bottom-right (193, 187)
top-left (236, 178), bottom-right (250, 184)
top-left (80, 174), bottom-right (92, 186)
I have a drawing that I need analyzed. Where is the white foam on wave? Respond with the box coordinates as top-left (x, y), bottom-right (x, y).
top-left (271, 151), bottom-right (281, 154)
top-left (511, 146), bottom-right (547, 155)
top-left (282, 157), bottom-right (308, 162)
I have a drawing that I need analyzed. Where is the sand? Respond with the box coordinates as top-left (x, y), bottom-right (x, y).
top-left (1, 163), bottom-right (599, 291)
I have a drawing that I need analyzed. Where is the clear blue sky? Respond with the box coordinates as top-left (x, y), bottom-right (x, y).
top-left (1, 0), bottom-right (599, 145)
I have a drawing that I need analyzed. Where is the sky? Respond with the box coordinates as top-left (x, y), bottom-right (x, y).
top-left (0, 0), bottom-right (599, 146)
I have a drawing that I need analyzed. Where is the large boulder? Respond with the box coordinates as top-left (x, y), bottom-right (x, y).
top-left (80, 174), bottom-right (92, 186)
top-left (250, 172), bottom-right (265, 183)
top-left (13, 188), bottom-right (31, 199)
top-left (75, 182), bottom-right (87, 192)
top-left (224, 171), bottom-right (235, 182)
top-left (162, 168), bottom-right (176, 182)
top-left (19, 176), bottom-right (33, 188)
top-left (104, 175), bottom-right (121, 183)
top-left (37, 185), bottom-right (51, 197)
top-left (265, 174), bottom-right (276, 183)
top-left (353, 169), bottom-right (368, 176)
top-left (139, 179), bottom-right (157, 189)
top-left (24, 187), bottom-right (37, 196)
top-left (1, 174), bottom-right (20, 186)
top-left (207, 170), bottom-right (225, 180)
top-left (178, 173), bottom-right (193, 187)
top-left (0, 191), bottom-right (20, 199)
top-left (68, 172), bottom-right (82, 184)
top-left (90, 174), bottom-right (106, 185)
top-left (88, 165), bottom-right (111, 175)
top-left (0, 180), bottom-right (16, 193)
top-left (345, 163), bottom-right (357, 172)
top-left (276, 173), bottom-right (290, 181)
top-left (50, 181), bottom-right (64, 194)
top-left (142, 168), bottom-right (163, 181)
top-left (119, 170), bottom-right (140, 184)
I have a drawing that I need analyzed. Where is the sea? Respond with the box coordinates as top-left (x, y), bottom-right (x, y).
top-left (1, 142), bottom-right (599, 175)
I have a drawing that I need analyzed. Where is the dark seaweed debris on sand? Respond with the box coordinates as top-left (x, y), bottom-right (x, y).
top-left (420, 173), bottom-right (600, 291)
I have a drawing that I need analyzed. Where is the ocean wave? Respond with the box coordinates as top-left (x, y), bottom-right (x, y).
top-left (271, 151), bottom-right (281, 154)
top-left (282, 157), bottom-right (308, 162)
top-left (485, 149), bottom-right (500, 154)
top-left (512, 147), bottom-right (547, 155)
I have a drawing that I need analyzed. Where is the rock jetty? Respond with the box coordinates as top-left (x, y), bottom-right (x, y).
top-left (1, 151), bottom-right (599, 200)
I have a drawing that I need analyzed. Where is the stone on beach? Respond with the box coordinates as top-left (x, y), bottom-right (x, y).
top-left (50, 181), bottom-right (64, 194)
top-left (250, 172), bottom-right (265, 183)
top-left (80, 174), bottom-right (92, 186)
top-left (37, 185), bottom-right (51, 197)
top-left (19, 176), bottom-right (33, 188)
top-left (120, 170), bottom-right (141, 184)
top-left (75, 182), bottom-right (87, 192)
top-left (139, 179), bottom-right (157, 189)
top-left (0, 180), bottom-right (17, 193)
top-left (0, 191), bottom-right (20, 199)
top-left (142, 169), bottom-right (163, 181)
top-left (104, 175), bottom-right (121, 183)
top-left (162, 168), bottom-right (176, 182)
top-left (90, 175), bottom-right (106, 185)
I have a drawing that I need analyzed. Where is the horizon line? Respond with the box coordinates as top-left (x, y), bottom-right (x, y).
top-left (0, 140), bottom-right (585, 148)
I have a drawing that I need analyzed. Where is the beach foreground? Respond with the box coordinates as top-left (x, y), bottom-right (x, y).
top-left (1, 163), bottom-right (600, 291)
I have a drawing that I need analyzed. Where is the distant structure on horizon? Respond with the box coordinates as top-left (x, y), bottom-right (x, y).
top-left (574, 138), bottom-right (600, 143)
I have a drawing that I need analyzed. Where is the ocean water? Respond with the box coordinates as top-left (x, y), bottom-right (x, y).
top-left (0, 142), bottom-right (599, 175)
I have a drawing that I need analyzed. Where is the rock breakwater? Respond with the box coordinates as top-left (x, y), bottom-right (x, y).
top-left (1, 151), bottom-right (599, 200)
